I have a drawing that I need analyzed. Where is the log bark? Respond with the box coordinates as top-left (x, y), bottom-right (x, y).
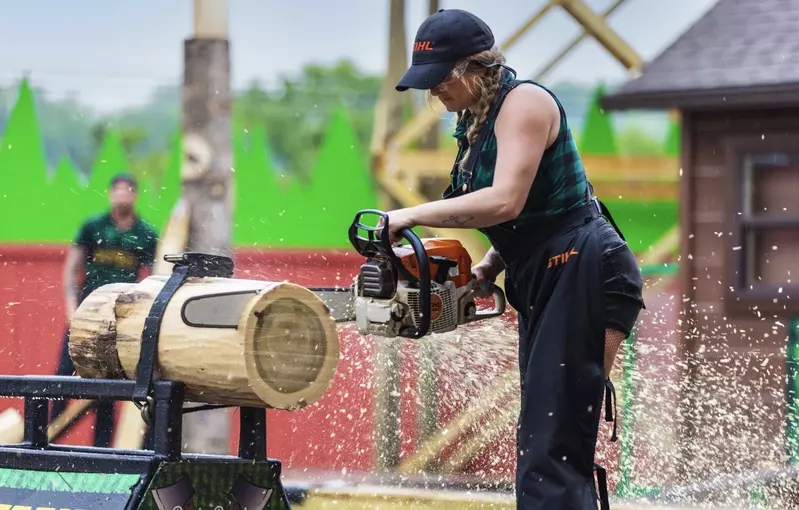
top-left (373, 0), bottom-right (408, 472)
top-left (68, 282), bottom-right (132, 378)
top-left (69, 276), bottom-right (340, 410)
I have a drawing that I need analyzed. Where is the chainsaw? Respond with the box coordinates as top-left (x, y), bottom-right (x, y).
top-left (311, 209), bottom-right (506, 339)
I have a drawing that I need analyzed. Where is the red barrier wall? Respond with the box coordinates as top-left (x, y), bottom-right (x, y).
top-left (0, 245), bottom-right (376, 470)
top-left (0, 244), bottom-right (666, 487)
top-left (0, 245), bottom-right (517, 479)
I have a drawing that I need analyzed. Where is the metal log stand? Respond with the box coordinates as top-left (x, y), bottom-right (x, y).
top-left (0, 252), bottom-right (292, 510)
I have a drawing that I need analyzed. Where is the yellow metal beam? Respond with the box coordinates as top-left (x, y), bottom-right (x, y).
top-left (395, 151), bottom-right (679, 181)
top-left (298, 487), bottom-right (666, 510)
top-left (590, 180), bottom-right (678, 202)
top-left (397, 370), bottom-right (518, 475)
top-left (387, 150), bottom-right (679, 202)
top-left (556, 0), bottom-right (643, 72)
top-left (532, 0), bottom-right (628, 81)
top-left (499, 0), bottom-right (556, 50)
top-left (638, 225), bottom-right (680, 266)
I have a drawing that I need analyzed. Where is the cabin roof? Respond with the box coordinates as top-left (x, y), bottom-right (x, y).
top-left (602, 0), bottom-right (799, 110)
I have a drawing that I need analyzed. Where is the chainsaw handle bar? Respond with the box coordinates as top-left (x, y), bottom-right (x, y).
top-left (474, 281), bottom-right (507, 320)
top-left (348, 209), bottom-right (431, 339)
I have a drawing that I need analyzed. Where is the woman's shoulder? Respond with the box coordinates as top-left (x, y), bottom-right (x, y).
top-left (505, 81), bottom-right (560, 116)
top-left (495, 82), bottom-right (561, 137)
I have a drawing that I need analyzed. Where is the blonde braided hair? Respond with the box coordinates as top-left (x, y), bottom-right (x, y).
top-left (456, 47), bottom-right (506, 172)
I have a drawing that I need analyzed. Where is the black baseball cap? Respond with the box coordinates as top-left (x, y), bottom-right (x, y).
top-left (395, 9), bottom-right (495, 92)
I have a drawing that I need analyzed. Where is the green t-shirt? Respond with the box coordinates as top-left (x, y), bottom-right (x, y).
top-left (74, 212), bottom-right (159, 301)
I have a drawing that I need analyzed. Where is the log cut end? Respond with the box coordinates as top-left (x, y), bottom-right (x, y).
top-left (69, 283), bottom-right (132, 379)
top-left (243, 282), bottom-right (340, 410)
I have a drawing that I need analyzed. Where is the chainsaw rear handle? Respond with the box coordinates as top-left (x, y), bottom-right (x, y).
top-left (472, 281), bottom-right (507, 321)
top-left (348, 209), bottom-right (431, 339)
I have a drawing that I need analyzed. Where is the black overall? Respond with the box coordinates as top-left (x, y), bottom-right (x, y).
top-left (443, 70), bottom-right (644, 510)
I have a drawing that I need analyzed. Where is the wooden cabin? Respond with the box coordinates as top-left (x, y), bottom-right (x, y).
top-left (602, 0), bottom-right (799, 487)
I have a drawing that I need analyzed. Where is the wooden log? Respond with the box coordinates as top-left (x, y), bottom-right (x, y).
top-left (69, 275), bottom-right (340, 410)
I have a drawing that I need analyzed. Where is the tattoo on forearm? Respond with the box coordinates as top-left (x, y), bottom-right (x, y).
top-left (442, 215), bottom-right (474, 227)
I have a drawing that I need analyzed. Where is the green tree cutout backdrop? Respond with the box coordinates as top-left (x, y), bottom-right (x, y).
top-left (0, 78), bottom-right (678, 253)
top-left (0, 79), bottom-right (377, 248)
top-left (577, 83), bottom-right (679, 255)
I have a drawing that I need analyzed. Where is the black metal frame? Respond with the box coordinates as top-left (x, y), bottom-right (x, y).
top-left (0, 252), bottom-right (289, 509)
top-left (0, 376), bottom-right (280, 509)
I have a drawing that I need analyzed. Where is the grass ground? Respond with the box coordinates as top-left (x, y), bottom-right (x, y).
top-left (292, 485), bottom-right (685, 509)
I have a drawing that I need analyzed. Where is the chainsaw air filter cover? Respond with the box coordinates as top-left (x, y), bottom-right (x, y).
top-left (359, 259), bottom-right (396, 299)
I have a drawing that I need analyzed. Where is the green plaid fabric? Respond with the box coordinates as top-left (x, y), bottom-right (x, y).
top-left (450, 73), bottom-right (589, 226)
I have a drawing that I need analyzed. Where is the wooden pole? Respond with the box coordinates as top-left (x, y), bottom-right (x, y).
top-left (398, 370), bottom-right (518, 475)
top-left (180, 0), bottom-right (234, 455)
top-left (416, 0), bottom-right (442, 448)
top-left (416, 0), bottom-right (441, 151)
top-left (374, 0), bottom-right (408, 471)
top-left (0, 400), bottom-right (94, 445)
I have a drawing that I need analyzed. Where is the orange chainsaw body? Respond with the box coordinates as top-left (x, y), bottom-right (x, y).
top-left (392, 238), bottom-right (473, 288)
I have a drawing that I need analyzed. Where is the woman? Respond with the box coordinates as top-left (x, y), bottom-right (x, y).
top-left (385, 8), bottom-right (645, 510)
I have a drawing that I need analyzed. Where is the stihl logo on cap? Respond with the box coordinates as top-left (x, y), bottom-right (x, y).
top-left (414, 40), bottom-right (434, 51)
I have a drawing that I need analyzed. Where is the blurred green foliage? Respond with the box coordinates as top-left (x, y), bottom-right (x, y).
top-left (0, 67), bottom-right (677, 252)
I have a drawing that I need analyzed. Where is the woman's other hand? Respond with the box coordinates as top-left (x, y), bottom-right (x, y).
top-left (471, 247), bottom-right (506, 286)
top-left (472, 259), bottom-right (501, 286)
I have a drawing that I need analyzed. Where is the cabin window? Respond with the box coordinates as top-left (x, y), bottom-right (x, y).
top-left (728, 151), bottom-right (799, 314)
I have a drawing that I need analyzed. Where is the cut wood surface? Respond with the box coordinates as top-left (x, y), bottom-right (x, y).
top-left (0, 400), bottom-right (94, 445)
top-left (0, 409), bottom-right (23, 444)
top-left (70, 275), bottom-right (340, 410)
top-left (112, 401), bottom-right (147, 450)
top-left (152, 199), bottom-right (191, 276)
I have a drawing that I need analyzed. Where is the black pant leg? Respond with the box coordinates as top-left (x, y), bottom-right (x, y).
top-left (94, 400), bottom-right (115, 447)
top-left (512, 223), bottom-right (607, 509)
top-left (51, 328), bottom-right (76, 418)
top-left (53, 327), bottom-right (114, 447)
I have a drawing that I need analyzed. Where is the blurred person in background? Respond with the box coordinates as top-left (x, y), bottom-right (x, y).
top-left (57, 173), bottom-right (159, 447)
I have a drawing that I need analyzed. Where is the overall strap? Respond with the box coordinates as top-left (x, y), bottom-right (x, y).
top-left (594, 463), bottom-right (611, 510)
top-left (587, 181), bottom-right (627, 243)
top-left (459, 76), bottom-right (525, 190)
top-left (443, 67), bottom-right (528, 198)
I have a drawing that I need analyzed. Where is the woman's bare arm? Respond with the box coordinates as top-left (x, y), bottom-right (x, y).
top-left (398, 85), bottom-right (560, 229)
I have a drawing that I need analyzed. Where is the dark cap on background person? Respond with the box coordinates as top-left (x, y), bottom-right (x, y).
top-left (109, 173), bottom-right (138, 190)
top-left (395, 8), bottom-right (495, 92)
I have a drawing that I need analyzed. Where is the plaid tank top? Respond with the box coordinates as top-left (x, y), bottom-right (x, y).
top-left (447, 72), bottom-right (590, 228)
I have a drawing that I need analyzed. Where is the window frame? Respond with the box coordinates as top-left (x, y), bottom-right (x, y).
top-left (723, 134), bottom-right (799, 316)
